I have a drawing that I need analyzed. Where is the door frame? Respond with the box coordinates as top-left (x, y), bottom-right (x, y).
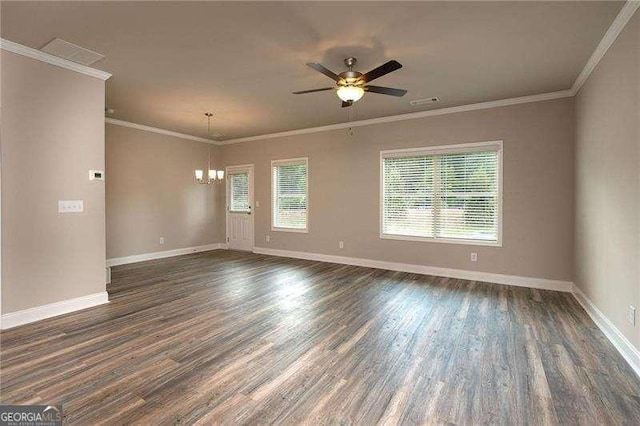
top-left (225, 163), bottom-right (255, 251)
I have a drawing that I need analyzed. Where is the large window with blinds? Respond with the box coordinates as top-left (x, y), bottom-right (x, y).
top-left (381, 141), bottom-right (502, 245)
top-left (272, 157), bottom-right (308, 232)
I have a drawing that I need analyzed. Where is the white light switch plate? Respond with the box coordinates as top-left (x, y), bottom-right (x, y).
top-left (58, 200), bottom-right (83, 213)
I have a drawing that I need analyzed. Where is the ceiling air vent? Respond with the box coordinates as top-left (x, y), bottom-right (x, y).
top-left (410, 97), bottom-right (440, 106)
top-left (41, 38), bottom-right (104, 66)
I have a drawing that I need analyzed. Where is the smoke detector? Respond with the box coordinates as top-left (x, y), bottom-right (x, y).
top-left (409, 97), bottom-right (440, 106)
top-left (41, 38), bottom-right (104, 66)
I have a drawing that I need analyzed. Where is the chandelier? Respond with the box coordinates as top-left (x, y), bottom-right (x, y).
top-left (195, 112), bottom-right (224, 184)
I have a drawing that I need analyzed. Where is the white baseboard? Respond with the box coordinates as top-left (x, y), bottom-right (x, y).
top-left (252, 247), bottom-right (573, 292)
top-left (252, 247), bottom-right (640, 377)
top-left (106, 243), bottom-right (226, 267)
top-left (572, 285), bottom-right (640, 378)
top-left (0, 291), bottom-right (109, 330)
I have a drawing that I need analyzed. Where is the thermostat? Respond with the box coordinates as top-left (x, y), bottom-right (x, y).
top-left (89, 170), bottom-right (104, 181)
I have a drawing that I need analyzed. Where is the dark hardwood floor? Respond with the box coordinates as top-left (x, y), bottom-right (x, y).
top-left (1, 250), bottom-right (639, 424)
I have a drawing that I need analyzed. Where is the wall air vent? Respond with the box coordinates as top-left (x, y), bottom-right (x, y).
top-left (410, 97), bottom-right (440, 106)
top-left (41, 38), bottom-right (104, 66)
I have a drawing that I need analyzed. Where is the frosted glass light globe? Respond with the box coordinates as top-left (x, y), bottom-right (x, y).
top-left (337, 85), bottom-right (365, 102)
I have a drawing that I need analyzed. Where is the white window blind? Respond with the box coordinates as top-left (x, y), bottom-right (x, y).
top-left (272, 158), bottom-right (308, 231)
top-left (381, 143), bottom-right (501, 245)
top-left (229, 172), bottom-right (250, 212)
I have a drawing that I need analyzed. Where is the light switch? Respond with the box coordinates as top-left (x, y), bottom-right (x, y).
top-left (58, 200), bottom-right (84, 213)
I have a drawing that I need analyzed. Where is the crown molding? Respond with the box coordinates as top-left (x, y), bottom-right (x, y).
top-left (221, 90), bottom-right (574, 144)
top-left (105, 118), bottom-right (218, 144)
top-left (0, 38), bottom-right (112, 81)
top-left (219, 1), bottom-right (639, 144)
top-left (105, 90), bottom-right (572, 146)
top-left (571, 0), bottom-right (640, 96)
top-left (210, 1), bottom-right (640, 145)
top-left (55, 1), bottom-right (640, 144)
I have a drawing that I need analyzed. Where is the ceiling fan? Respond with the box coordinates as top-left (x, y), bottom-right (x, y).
top-left (293, 57), bottom-right (407, 107)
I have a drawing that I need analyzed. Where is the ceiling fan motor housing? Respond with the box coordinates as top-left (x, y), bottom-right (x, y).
top-left (340, 57), bottom-right (362, 85)
top-left (338, 70), bottom-right (363, 85)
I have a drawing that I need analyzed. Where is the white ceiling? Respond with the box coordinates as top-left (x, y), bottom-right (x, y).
top-left (1, 1), bottom-right (624, 140)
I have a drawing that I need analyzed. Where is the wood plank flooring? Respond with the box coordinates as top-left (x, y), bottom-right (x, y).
top-left (1, 249), bottom-right (639, 424)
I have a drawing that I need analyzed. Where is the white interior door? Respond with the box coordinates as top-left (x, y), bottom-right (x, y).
top-left (226, 165), bottom-right (254, 251)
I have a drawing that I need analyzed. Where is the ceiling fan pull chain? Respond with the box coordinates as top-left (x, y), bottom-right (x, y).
top-left (347, 103), bottom-right (356, 136)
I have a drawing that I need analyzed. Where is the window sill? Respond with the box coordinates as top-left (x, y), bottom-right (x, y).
top-left (379, 233), bottom-right (502, 247)
top-left (272, 227), bottom-right (309, 234)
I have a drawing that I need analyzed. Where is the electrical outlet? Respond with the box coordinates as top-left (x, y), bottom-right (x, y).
top-left (629, 306), bottom-right (636, 326)
top-left (256, 200), bottom-right (260, 208)
top-left (470, 252), bottom-right (478, 262)
top-left (89, 170), bottom-right (104, 181)
top-left (159, 237), bottom-right (165, 245)
top-left (339, 241), bottom-right (344, 249)
top-left (266, 235), bottom-right (271, 243)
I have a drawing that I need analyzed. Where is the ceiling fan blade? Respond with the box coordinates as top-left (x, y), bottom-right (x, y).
top-left (341, 100), bottom-right (354, 108)
top-left (307, 63), bottom-right (342, 82)
top-left (292, 87), bottom-right (334, 95)
top-left (365, 85), bottom-right (407, 97)
top-left (361, 60), bottom-right (403, 83)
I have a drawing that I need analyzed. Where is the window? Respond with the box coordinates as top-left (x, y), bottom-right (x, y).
top-left (381, 141), bottom-right (502, 245)
top-left (272, 158), bottom-right (308, 232)
top-left (229, 172), bottom-right (250, 212)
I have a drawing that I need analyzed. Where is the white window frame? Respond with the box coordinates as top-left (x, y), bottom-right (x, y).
top-left (380, 140), bottom-right (503, 247)
top-left (271, 157), bottom-right (309, 233)
top-left (227, 170), bottom-right (251, 213)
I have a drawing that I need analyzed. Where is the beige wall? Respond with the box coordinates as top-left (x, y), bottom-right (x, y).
top-left (106, 124), bottom-right (224, 259)
top-left (1, 51), bottom-right (106, 313)
top-left (575, 12), bottom-right (640, 349)
top-left (220, 98), bottom-right (575, 281)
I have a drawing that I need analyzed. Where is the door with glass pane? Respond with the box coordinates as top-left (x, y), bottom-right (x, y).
top-left (226, 165), bottom-right (254, 251)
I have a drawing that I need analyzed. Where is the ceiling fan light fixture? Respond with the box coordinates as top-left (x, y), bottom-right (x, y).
top-left (295, 58), bottom-right (405, 107)
top-left (337, 85), bottom-right (364, 102)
